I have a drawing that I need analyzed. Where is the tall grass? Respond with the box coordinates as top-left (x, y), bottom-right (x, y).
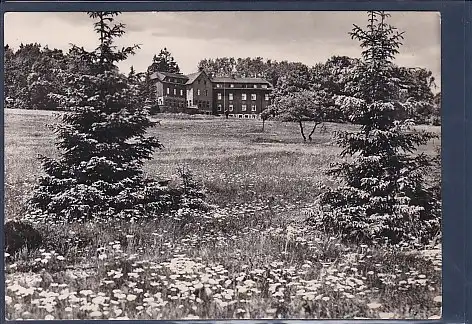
top-left (4, 109), bottom-right (442, 320)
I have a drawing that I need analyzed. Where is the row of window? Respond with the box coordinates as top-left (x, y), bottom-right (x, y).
top-left (167, 88), bottom-right (211, 96)
top-left (167, 88), bottom-right (184, 96)
top-left (228, 114), bottom-right (259, 119)
top-left (217, 93), bottom-right (269, 101)
top-left (158, 99), bottom-right (186, 108)
top-left (216, 84), bottom-right (268, 89)
top-left (195, 89), bottom-right (209, 96)
top-left (188, 100), bottom-right (210, 109)
top-left (217, 104), bottom-right (257, 112)
top-left (166, 78), bottom-right (186, 84)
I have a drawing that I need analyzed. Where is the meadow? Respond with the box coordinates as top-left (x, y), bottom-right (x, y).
top-left (4, 109), bottom-right (442, 320)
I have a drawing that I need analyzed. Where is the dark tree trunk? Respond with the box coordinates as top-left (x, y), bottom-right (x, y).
top-left (308, 121), bottom-right (322, 142)
top-left (299, 120), bottom-right (306, 142)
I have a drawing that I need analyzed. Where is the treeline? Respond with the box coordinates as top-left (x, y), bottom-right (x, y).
top-left (198, 56), bottom-right (441, 125)
top-left (3, 44), bottom-right (179, 113)
top-left (4, 44), bottom-right (441, 125)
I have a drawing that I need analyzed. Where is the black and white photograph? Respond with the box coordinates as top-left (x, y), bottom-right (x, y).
top-left (4, 10), bottom-right (442, 320)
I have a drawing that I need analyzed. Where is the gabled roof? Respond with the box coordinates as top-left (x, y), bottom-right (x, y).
top-left (185, 71), bottom-right (205, 85)
top-left (150, 71), bottom-right (189, 82)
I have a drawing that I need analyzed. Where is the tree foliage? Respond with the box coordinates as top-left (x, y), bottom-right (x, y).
top-left (315, 11), bottom-right (441, 245)
top-left (147, 47), bottom-right (181, 74)
top-left (266, 90), bottom-right (329, 142)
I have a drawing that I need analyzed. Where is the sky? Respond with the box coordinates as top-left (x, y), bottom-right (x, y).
top-left (4, 11), bottom-right (441, 90)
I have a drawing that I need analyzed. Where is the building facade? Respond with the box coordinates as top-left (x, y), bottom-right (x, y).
top-left (185, 71), bottom-right (213, 115)
top-left (212, 77), bottom-right (273, 118)
top-left (151, 71), bottom-right (273, 117)
top-left (151, 72), bottom-right (188, 113)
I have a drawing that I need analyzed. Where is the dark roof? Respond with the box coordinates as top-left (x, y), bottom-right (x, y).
top-left (211, 77), bottom-right (271, 85)
top-left (211, 77), bottom-right (269, 83)
top-left (150, 71), bottom-right (189, 82)
top-left (185, 71), bottom-right (205, 85)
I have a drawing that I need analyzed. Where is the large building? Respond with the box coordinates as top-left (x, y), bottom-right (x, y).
top-left (150, 71), bottom-right (273, 117)
top-left (212, 76), bottom-right (273, 119)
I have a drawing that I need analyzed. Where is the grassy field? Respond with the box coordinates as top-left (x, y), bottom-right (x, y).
top-left (4, 109), bottom-right (442, 320)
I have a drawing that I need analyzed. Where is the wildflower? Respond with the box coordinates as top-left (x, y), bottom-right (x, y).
top-left (126, 294), bottom-right (137, 302)
top-left (379, 312), bottom-right (395, 319)
top-left (367, 302), bottom-right (382, 309)
top-left (5, 296), bottom-right (12, 305)
top-left (90, 311), bottom-right (102, 318)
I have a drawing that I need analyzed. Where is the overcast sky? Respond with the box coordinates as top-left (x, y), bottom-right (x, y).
top-left (4, 11), bottom-right (441, 90)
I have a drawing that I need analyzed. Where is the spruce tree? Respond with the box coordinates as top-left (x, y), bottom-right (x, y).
top-left (317, 11), bottom-right (441, 245)
top-left (147, 48), bottom-right (181, 74)
top-left (26, 12), bottom-right (184, 224)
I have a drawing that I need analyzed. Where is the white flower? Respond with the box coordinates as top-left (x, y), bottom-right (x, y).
top-left (126, 294), bottom-right (137, 302)
top-left (90, 311), bottom-right (102, 318)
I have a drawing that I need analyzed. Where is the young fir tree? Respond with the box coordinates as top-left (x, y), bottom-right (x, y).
top-left (26, 12), bottom-right (206, 224)
top-left (317, 11), bottom-right (441, 245)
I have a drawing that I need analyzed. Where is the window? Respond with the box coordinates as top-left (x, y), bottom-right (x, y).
top-left (242, 93), bottom-right (247, 100)
top-left (197, 89), bottom-right (201, 96)
top-left (216, 84), bottom-right (222, 88)
top-left (166, 88), bottom-right (170, 95)
top-left (265, 94), bottom-right (269, 101)
top-left (217, 104), bottom-right (222, 111)
top-left (217, 93), bottom-right (222, 100)
top-left (242, 104), bottom-right (247, 112)
top-left (262, 84), bottom-right (268, 89)
top-left (229, 104), bottom-right (234, 112)
top-left (230, 84), bottom-right (234, 88)
top-left (205, 90), bottom-right (208, 96)
top-left (204, 81), bottom-right (207, 85)
top-left (251, 104), bottom-right (257, 111)
top-left (229, 93), bottom-right (233, 101)
top-left (180, 89), bottom-right (183, 96)
top-left (251, 94), bottom-right (257, 100)
top-left (253, 84), bottom-right (258, 88)
top-left (173, 88), bottom-right (177, 95)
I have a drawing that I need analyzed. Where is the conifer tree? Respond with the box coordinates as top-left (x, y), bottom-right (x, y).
top-left (26, 12), bottom-right (198, 224)
top-left (147, 48), bottom-right (181, 74)
top-left (317, 11), bottom-right (441, 245)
